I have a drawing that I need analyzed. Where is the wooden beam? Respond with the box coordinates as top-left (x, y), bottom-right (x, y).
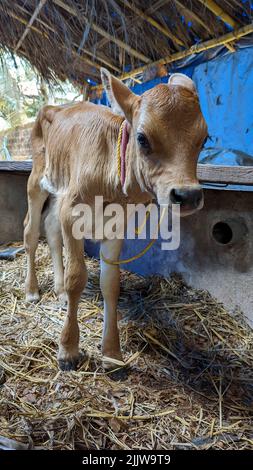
top-left (1, 161), bottom-right (253, 186)
top-left (0, 7), bottom-right (48, 39)
top-left (96, 0), bottom-right (172, 51)
top-left (223, 42), bottom-right (236, 53)
top-left (197, 165), bottom-right (253, 186)
top-left (0, 160), bottom-right (33, 174)
top-left (0, 5), bottom-right (111, 76)
top-left (14, 0), bottom-right (47, 52)
top-left (119, 0), bottom-right (184, 47)
top-left (196, 0), bottom-right (238, 29)
top-left (174, 1), bottom-right (235, 52)
top-left (16, 3), bottom-right (122, 75)
top-left (196, 0), bottom-right (239, 52)
top-left (174, 0), bottom-right (213, 35)
top-left (18, 1), bottom-right (139, 83)
top-left (52, 0), bottom-right (151, 64)
top-left (147, 0), bottom-right (171, 13)
top-left (1, 5), bottom-right (141, 86)
top-left (92, 21), bottom-right (253, 86)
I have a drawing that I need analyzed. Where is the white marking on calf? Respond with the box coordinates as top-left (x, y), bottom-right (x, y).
top-left (40, 175), bottom-right (66, 197)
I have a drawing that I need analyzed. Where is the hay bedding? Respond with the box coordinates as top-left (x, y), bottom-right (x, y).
top-left (0, 242), bottom-right (252, 450)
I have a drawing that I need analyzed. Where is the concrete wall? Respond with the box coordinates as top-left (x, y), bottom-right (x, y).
top-left (0, 170), bottom-right (252, 326)
top-left (86, 190), bottom-right (253, 327)
top-left (0, 172), bottom-right (28, 243)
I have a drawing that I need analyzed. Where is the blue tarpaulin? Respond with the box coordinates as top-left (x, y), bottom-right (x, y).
top-left (193, 46), bottom-right (253, 166)
top-left (94, 45), bottom-right (253, 172)
top-left (86, 44), bottom-right (253, 266)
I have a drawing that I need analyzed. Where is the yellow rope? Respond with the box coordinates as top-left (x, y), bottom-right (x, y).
top-left (117, 119), bottom-right (151, 236)
top-left (100, 238), bottom-right (156, 266)
top-left (101, 124), bottom-right (166, 266)
top-left (135, 205), bottom-right (151, 236)
top-left (101, 208), bottom-right (167, 266)
top-left (117, 120), bottom-right (124, 180)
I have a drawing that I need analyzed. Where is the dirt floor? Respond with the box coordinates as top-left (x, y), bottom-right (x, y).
top-left (0, 242), bottom-right (252, 450)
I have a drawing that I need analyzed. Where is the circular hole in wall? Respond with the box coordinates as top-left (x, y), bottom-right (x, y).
top-left (212, 221), bottom-right (233, 245)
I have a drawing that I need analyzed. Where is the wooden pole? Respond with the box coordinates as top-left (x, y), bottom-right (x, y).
top-left (0, 6), bottom-right (104, 73)
top-left (196, 0), bottom-right (239, 51)
top-left (52, 0), bottom-right (151, 64)
top-left (92, 22), bottom-right (253, 87)
top-left (96, 0), bottom-right (173, 50)
top-left (2, 4), bottom-right (141, 85)
top-left (118, 22), bottom-right (253, 78)
top-left (119, 0), bottom-right (184, 47)
top-left (2, 161), bottom-right (253, 186)
top-left (175, 0), bottom-right (235, 52)
top-left (147, 0), bottom-right (172, 14)
top-left (14, 0), bottom-right (47, 52)
top-left (16, 3), bottom-right (122, 74)
top-left (174, 0), bottom-right (213, 35)
top-left (0, 7), bottom-right (47, 38)
top-left (196, 0), bottom-right (239, 29)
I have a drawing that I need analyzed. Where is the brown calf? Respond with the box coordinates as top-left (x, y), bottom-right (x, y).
top-left (24, 69), bottom-right (207, 373)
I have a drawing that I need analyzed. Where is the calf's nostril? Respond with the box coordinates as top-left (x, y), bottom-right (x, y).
top-left (170, 188), bottom-right (203, 207)
top-left (170, 188), bottom-right (184, 204)
top-left (195, 191), bottom-right (202, 206)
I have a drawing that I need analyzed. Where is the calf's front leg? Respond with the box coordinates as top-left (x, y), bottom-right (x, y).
top-left (44, 199), bottom-right (66, 303)
top-left (100, 239), bottom-right (125, 374)
top-left (58, 200), bottom-right (87, 370)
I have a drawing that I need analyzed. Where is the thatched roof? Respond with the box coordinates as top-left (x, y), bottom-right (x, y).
top-left (0, 0), bottom-right (252, 90)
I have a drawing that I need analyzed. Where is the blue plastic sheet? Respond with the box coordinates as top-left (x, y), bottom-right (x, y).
top-left (93, 45), bottom-right (253, 189)
top-left (193, 47), bottom-right (253, 163)
top-left (86, 44), bottom-right (253, 266)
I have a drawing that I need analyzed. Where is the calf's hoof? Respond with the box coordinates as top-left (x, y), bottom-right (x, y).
top-left (102, 355), bottom-right (128, 381)
top-left (58, 351), bottom-right (85, 371)
top-left (25, 292), bottom-right (40, 303)
top-left (58, 357), bottom-right (79, 371)
top-left (107, 367), bottom-right (129, 381)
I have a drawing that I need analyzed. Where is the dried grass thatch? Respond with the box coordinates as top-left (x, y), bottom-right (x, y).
top-left (0, 1), bottom-right (252, 87)
top-left (0, 242), bottom-right (253, 450)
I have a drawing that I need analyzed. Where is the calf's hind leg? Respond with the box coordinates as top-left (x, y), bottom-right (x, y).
top-left (58, 199), bottom-right (87, 370)
top-left (24, 175), bottom-right (48, 302)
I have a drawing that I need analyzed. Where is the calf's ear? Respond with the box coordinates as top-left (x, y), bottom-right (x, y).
top-left (101, 68), bottom-right (139, 123)
top-left (168, 73), bottom-right (196, 92)
top-left (101, 68), bottom-right (123, 116)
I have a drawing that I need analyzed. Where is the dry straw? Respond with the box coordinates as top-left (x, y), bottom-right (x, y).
top-left (0, 242), bottom-right (253, 450)
top-left (0, 1), bottom-right (252, 86)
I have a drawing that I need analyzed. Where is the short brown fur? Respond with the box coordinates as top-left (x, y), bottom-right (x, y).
top-left (24, 70), bottom-right (207, 371)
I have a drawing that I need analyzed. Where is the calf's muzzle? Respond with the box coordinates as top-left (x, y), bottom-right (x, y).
top-left (170, 186), bottom-right (203, 211)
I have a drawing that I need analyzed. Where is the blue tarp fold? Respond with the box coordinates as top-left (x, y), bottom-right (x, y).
top-left (94, 44), bottom-right (253, 172)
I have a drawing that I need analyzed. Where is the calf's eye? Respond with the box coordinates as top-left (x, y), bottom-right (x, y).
top-left (137, 133), bottom-right (150, 151)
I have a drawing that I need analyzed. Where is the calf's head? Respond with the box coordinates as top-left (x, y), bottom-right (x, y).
top-left (101, 68), bottom-right (207, 216)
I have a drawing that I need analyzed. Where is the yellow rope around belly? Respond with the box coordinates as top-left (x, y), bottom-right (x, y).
top-left (100, 207), bottom-right (167, 266)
